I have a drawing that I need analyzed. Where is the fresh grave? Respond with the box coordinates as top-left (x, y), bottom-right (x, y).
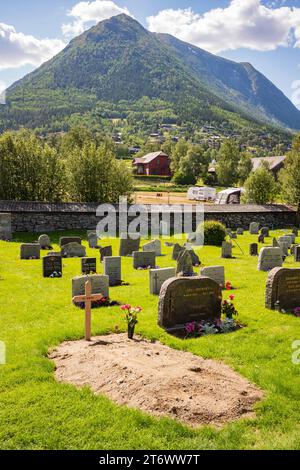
top-left (50, 334), bottom-right (263, 428)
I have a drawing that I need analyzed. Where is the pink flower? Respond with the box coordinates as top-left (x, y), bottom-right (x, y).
top-left (121, 304), bottom-right (131, 311)
top-left (229, 295), bottom-right (235, 301)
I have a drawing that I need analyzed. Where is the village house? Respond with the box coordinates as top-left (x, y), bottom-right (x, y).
top-left (251, 155), bottom-right (286, 179)
top-left (133, 151), bottom-right (171, 176)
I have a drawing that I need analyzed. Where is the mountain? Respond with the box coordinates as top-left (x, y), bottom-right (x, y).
top-left (1, 14), bottom-right (299, 134)
top-left (157, 33), bottom-right (300, 130)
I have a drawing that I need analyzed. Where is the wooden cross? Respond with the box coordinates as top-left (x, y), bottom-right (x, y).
top-left (72, 280), bottom-right (104, 341)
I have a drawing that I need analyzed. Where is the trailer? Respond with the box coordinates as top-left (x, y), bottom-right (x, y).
top-left (187, 187), bottom-right (216, 202)
top-left (215, 188), bottom-right (245, 205)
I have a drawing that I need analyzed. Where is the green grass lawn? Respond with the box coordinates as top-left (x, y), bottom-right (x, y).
top-left (1, 231), bottom-right (300, 450)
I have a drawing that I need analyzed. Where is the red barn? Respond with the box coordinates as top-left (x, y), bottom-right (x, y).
top-left (133, 151), bottom-right (171, 176)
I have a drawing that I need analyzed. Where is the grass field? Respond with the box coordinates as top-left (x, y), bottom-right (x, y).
top-left (0, 231), bottom-right (300, 450)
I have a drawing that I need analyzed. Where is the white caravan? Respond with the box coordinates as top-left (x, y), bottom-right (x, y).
top-left (187, 187), bottom-right (216, 202)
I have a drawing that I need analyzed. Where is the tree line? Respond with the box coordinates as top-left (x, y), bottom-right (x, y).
top-left (0, 127), bottom-right (133, 203)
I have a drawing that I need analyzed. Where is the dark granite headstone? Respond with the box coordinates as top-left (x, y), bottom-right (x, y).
top-left (100, 246), bottom-right (113, 262)
top-left (119, 234), bottom-right (140, 257)
top-left (261, 227), bottom-right (269, 237)
top-left (249, 243), bottom-right (258, 256)
top-left (81, 257), bottom-right (97, 275)
top-left (43, 255), bottom-right (62, 278)
top-left (292, 227), bottom-right (299, 237)
top-left (158, 277), bottom-right (222, 330)
top-left (176, 250), bottom-right (194, 277)
top-left (258, 233), bottom-right (265, 244)
top-left (266, 267), bottom-right (300, 311)
top-left (59, 237), bottom-right (82, 247)
top-left (133, 251), bottom-right (156, 269)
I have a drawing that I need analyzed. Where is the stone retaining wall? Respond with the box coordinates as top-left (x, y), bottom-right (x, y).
top-left (0, 201), bottom-right (296, 233)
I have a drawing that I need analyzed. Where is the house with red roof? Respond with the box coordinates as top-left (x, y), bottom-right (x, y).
top-left (133, 151), bottom-right (171, 176)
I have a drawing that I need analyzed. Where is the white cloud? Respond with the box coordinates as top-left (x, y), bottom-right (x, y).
top-left (0, 23), bottom-right (65, 70)
top-left (147, 0), bottom-right (300, 53)
top-left (62, 0), bottom-right (132, 38)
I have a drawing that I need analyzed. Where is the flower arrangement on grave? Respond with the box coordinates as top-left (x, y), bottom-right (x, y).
top-left (137, 266), bottom-right (160, 271)
top-left (293, 307), bottom-right (300, 318)
top-left (222, 295), bottom-right (238, 319)
top-left (185, 296), bottom-right (241, 339)
top-left (49, 271), bottom-right (62, 278)
top-left (121, 304), bottom-right (142, 339)
top-left (74, 297), bottom-right (119, 309)
top-left (225, 281), bottom-right (234, 290)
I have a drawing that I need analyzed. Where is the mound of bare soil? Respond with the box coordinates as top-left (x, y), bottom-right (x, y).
top-left (49, 334), bottom-right (263, 427)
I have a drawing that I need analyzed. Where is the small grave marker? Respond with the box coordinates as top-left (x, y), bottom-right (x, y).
top-left (72, 280), bottom-right (105, 341)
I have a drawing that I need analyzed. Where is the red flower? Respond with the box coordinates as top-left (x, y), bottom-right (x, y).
top-left (229, 295), bottom-right (235, 301)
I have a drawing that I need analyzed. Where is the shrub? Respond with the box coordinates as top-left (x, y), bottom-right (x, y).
top-left (197, 220), bottom-right (226, 246)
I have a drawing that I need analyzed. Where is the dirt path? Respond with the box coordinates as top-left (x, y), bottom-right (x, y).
top-left (50, 334), bottom-right (263, 428)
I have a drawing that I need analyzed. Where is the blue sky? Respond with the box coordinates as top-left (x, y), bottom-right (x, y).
top-left (1, 0), bottom-right (300, 107)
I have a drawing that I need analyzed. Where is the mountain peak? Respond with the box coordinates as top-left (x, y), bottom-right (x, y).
top-left (3, 15), bottom-right (300, 132)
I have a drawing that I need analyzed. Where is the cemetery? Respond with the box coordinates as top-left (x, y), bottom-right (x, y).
top-left (1, 226), bottom-right (300, 450)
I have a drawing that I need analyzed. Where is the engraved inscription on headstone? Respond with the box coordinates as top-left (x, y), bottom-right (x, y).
top-left (43, 255), bottom-right (62, 278)
top-left (258, 247), bottom-right (282, 272)
top-left (158, 277), bottom-right (222, 330)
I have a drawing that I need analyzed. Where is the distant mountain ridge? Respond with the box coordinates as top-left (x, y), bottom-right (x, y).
top-left (1, 14), bottom-right (300, 132)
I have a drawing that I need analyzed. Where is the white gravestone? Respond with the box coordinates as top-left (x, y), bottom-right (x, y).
top-left (149, 268), bottom-right (176, 295)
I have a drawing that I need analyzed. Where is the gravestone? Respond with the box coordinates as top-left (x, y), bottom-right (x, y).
top-left (104, 256), bottom-right (122, 287)
top-left (158, 277), bottom-right (222, 330)
top-left (278, 241), bottom-right (289, 257)
top-left (290, 244), bottom-right (297, 256)
top-left (38, 234), bottom-right (51, 249)
top-left (261, 227), bottom-right (269, 237)
top-left (143, 240), bottom-right (162, 256)
top-left (119, 234), bottom-right (140, 257)
top-left (278, 235), bottom-right (292, 248)
top-left (187, 232), bottom-right (203, 246)
top-left (59, 237), bottom-right (82, 247)
top-left (273, 238), bottom-right (279, 247)
top-left (43, 254), bottom-right (62, 278)
top-left (258, 233), bottom-right (265, 244)
top-left (61, 242), bottom-right (86, 258)
top-left (0, 213), bottom-right (12, 241)
top-left (249, 243), bottom-right (258, 256)
top-left (87, 232), bottom-right (99, 249)
top-left (237, 228), bottom-right (244, 235)
top-left (186, 248), bottom-right (201, 266)
top-left (266, 267), bottom-right (300, 311)
top-left (201, 266), bottom-right (225, 288)
top-left (133, 251), bottom-right (156, 269)
top-left (249, 222), bottom-right (259, 235)
top-left (172, 244), bottom-right (184, 261)
top-left (159, 221), bottom-right (169, 236)
top-left (221, 241), bottom-right (232, 259)
top-left (81, 257), bottom-right (97, 275)
top-left (149, 267), bottom-right (176, 295)
top-left (72, 274), bottom-right (109, 300)
top-left (100, 246), bottom-right (113, 262)
top-left (176, 250), bottom-right (194, 277)
top-left (257, 247), bottom-right (282, 272)
top-left (292, 227), bottom-right (299, 237)
top-left (294, 246), bottom-right (300, 262)
top-left (20, 243), bottom-right (40, 260)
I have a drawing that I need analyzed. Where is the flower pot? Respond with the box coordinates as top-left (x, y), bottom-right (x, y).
top-left (128, 324), bottom-right (135, 339)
